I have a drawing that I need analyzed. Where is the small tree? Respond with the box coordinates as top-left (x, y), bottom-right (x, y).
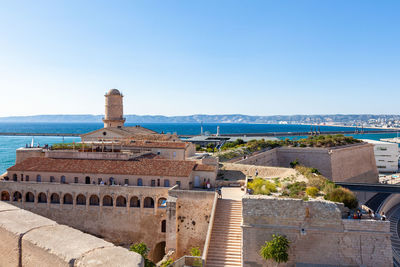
top-left (190, 247), bottom-right (201, 266)
top-left (130, 242), bottom-right (155, 267)
top-left (260, 234), bottom-right (290, 264)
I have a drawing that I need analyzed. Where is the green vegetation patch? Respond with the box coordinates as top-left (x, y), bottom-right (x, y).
top-left (248, 178), bottom-right (277, 195)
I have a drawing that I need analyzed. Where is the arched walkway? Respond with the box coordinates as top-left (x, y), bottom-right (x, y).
top-left (63, 194), bottom-right (73, 204)
top-left (153, 241), bottom-right (166, 263)
top-left (50, 193), bottom-right (60, 204)
top-left (89, 195), bottom-right (100, 206)
top-left (130, 196), bottom-right (140, 208)
top-left (76, 194), bottom-right (86, 205)
top-left (116, 196), bottom-right (126, 207)
top-left (25, 192), bottom-right (34, 202)
top-left (38, 193), bottom-right (47, 203)
top-left (1, 191), bottom-right (10, 201)
top-left (13, 191), bottom-right (22, 202)
top-left (144, 197), bottom-right (154, 208)
top-left (103, 195), bottom-right (113, 206)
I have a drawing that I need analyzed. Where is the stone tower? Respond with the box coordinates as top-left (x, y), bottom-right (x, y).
top-left (102, 89), bottom-right (126, 128)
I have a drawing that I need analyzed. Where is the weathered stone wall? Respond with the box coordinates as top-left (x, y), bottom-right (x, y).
top-left (237, 143), bottom-right (379, 183)
top-left (0, 201), bottom-right (143, 267)
top-left (236, 149), bottom-right (278, 166)
top-left (167, 190), bottom-right (215, 258)
top-left (16, 148), bottom-right (44, 164)
top-left (330, 143), bottom-right (378, 183)
top-left (242, 195), bottom-right (392, 267)
top-left (0, 181), bottom-right (168, 261)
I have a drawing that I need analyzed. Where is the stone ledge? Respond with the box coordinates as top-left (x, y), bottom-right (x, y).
top-left (0, 201), bottom-right (144, 267)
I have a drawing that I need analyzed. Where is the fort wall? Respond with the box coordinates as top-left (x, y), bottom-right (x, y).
top-left (167, 189), bottom-right (215, 258)
top-left (0, 181), bottom-right (168, 261)
top-left (242, 195), bottom-right (392, 267)
top-left (0, 201), bottom-right (143, 267)
top-left (237, 143), bottom-right (379, 183)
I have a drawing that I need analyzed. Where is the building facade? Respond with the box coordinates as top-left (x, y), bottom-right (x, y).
top-left (362, 139), bottom-right (399, 173)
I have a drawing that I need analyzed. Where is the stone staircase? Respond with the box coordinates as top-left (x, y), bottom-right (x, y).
top-left (206, 199), bottom-right (242, 267)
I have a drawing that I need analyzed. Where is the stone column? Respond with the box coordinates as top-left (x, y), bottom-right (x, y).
top-left (165, 196), bottom-right (177, 254)
top-left (72, 192), bottom-right (76, 208)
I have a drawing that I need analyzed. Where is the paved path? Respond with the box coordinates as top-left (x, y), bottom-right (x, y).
top-left (221, 187), bottom-right (245, 200)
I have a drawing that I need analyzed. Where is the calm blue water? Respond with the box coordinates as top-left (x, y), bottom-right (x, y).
top-left (0, 122), bottom-right (398, 174)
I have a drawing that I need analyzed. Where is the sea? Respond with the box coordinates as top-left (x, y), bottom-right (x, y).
top-left (0, 122), bottom-right (399, 174)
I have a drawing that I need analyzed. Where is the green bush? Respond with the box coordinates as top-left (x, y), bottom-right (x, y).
top-left (260, 234), bottom-right (290, 263)
top-left (129, 242), bottom-right (155, 267)
top-left (305, 186), bottom-right (319, 198)
top-left (248, 178), bottom-right (278, 195)
top-left (325, 187), bottom-right (358, 209)
top-left (286, 181), bottom-right (307, 198)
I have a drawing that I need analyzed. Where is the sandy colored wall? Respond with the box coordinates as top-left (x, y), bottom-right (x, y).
top-left (330, 143), bottom-right (378, 183)
top-left (236, 149), bottom-right (278, 166)
top-left (242, 195), bottom-right (392, 267)
top-left (167, 190), bottom-right (215, 258)
top-left (8, 170), bottom-right (190, 189)
top-left (0, 201), bottom-right (143, 267)
top-left (0, 181), bottom-right (168, 261)
top-left (16, 148), bottom-right (44, 164)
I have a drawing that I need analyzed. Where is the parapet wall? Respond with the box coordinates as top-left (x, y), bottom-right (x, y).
top-left (242, 195), bottom-right (392, 267)
top-left (0, 201), bottom-right (143, 267)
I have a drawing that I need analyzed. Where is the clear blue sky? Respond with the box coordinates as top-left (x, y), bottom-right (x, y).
top-left (1, 0), bottom-right (399, 117)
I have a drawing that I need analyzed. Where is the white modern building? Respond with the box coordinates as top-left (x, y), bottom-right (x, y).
top-left (362, 139), bottom-right (399, 173)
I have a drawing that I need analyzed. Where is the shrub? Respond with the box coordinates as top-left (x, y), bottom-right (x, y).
top-left (160, 259), bottom-right (173, 267)
top-left (260, 234), bottom-right (290, 263)
top-left (286, 181), bottom-right (307, 198)
top-left (305, 186), bottom-right (319, 198)
top-left (290, 159), bottom-right (299, 168)
top-left (325, 187), bottom-right (358, 209)
top-left (129, 242), bottom-right (155, 267)
top-left (190, 247), bottom-right (201, 267)
top-left (248, 178), bottom-right (277, 195)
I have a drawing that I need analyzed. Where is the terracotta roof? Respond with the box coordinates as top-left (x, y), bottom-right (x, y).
top-left (126, 140), bottom-right (188, 149)
top-left (194, 164), bottom-right (217, 172)
top-left (7, 157), bottom-right (202, 177)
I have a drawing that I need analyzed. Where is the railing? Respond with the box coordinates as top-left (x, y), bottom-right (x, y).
top-left (172, 256), bottom-right (204, 267)
top-left (201, 191), bottom-right (218, 264)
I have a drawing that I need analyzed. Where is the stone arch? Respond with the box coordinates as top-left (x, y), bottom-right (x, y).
top-left (153, 241), bottom-right (166, 263)
top-left (25, 192), bottom-right (34, 202)
top-left (1, 191), bottom-right (10, 201)
top-left (76, 194), bottom-right (86, 205)
top-left (50, 193), bottom-right (60, 204)
top-left (103, 195), bottom-right (113, 206)
top-left (89, 195), bottom-right (100, 206)
top-left (13, 191), bottom-right (22, 202)
top-left (161, 220), bottom-right (166, 233)
top-left (144, 197), bottom-right (154, 208)
top-left (130, 196), bottom-right (140, 208)
top-left (158, 198), bottom-right (167, 208)
top-left (38, 192), bottom-right (47, 203)
top-left (116, 196), bottom-right (127, 207)
top-left (63, 193), bottom-right (73, 204)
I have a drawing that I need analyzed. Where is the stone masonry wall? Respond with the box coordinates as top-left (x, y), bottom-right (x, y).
top-left (242, 195), bottom-right (392, 267)
top-left (0, 201), bottom-right (143, 267)
top-left (167, 190), bottom-right (215, 258)
top-left (0, 181), bottom-right (168, 261)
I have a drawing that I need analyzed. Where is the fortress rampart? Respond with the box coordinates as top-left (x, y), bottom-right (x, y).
top-left (0, 201), bottom-right (143, 267)
top-left (236, 143), bottom-right (379, 183)
top-left (242, 196), bottom-right (392, 267)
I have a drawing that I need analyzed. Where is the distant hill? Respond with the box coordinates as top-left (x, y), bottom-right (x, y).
top-left (0, 114), bottom-right (399, 124)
